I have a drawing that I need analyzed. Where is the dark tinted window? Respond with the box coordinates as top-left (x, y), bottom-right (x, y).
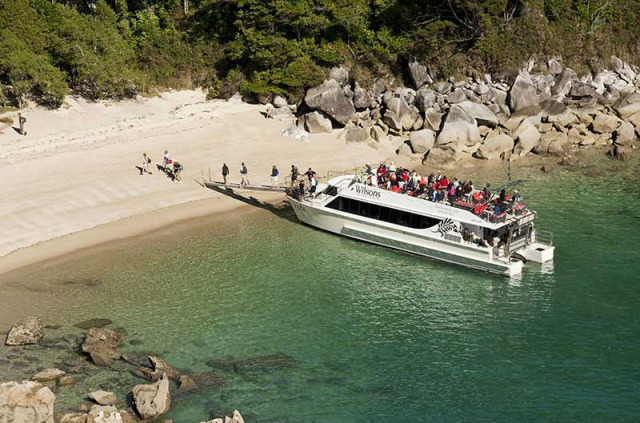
top-left (326, 196), bottom-right (440, 229)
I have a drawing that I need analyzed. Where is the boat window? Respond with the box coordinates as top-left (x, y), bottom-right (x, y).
top-left (326, 196), bottom-right (441, 229)
top-left (322, 185), bottom-right (338, 196)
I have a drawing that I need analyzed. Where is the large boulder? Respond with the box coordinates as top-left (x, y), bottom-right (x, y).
top-left (546, 109), bottom-right (578, 128)
top-left (81, 328), bottom-right (122, 366)
top-left (353, 83), bottom-right (372, 109)
top-left (613, 92), bottom-right (640, 119)
top-left (610, 56), bottom-right (624, 73)
top-left (86, 405), bottom-right (122, 423)
top-left (551, 68), bottom-right (578, 97)
top-left (132, 374), bottom-right (171, 420)
top-left (509, 70), bottom-right (539, 112)
top-left (513, 119), bottom-right (541, 157)
top-left (5, 316), bottom-right (44, 346)
top-left (409, 129), bottom-right (435, 154)
top-left (272, 95), bottom-right (287, 108)
top-left (300, 111), bottom-right (332, 133)
top-left (304, 79), bottom-right (355, 125)
top-left (614, 120), bottom-right (635, 146)
top-left (591, 113), bottom-right (620, 134)
top-left (424, 108), bottom-right (443, 132)
top-left (436, 104), bottom-right (481, 147)
top-left (475, 132), bottom-right (514, 160)
top-left (416, 87), bottom-right (437, 112)
top-left (0, 381), bottom-right (55, 423)
top-left (548, 59), bottom-right (563, 75)
top-left (328, 66), bottom-right (349, 87)
top-left (457, 101), bottom-right (499, 128)
top-left (383, 89), bottom-right (419, 130)
top-left (408, 60), bottom-right (432, 89)
top-left (447, 89), bottom-right (467, 104)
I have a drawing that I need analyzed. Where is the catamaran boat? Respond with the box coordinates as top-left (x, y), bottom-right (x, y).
top-left (287, 175), bottom-right (554, 277)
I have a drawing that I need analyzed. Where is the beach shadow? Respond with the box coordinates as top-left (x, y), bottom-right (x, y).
top-left (206, 184), bottom-right (297, 222)
top-left (12, 127), bottom-right (25, 135)
top-left (156, 164), bottom-right (175, 180)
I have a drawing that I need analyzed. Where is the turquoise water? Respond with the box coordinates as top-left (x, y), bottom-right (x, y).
top-left (3, 162), bottom-right (640, 422)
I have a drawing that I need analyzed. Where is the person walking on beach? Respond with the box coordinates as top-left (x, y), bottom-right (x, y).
top-left (141, 153), bottom-right (152, 175)
top-left (270, 165), bottom-right (279, 187)
top-left (163, 150), bottom-right (172, 170)
top-left (17, 113), bottom-right (27, 135)
top-left (240, 162), bottom-right (249, 186)
top-left (222, 163), bottom-right (229, 184)
top-left (173, 161), bottom-right (183, 182)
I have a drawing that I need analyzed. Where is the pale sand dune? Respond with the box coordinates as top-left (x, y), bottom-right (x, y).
top-left (0, 90), bottom-right (397, 273)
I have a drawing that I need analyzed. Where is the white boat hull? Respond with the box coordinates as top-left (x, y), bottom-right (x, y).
top-left (288, 197), bottom-right (524, 277)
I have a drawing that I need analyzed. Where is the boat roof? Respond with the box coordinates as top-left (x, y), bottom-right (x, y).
top-left (327, 175), bottom-right (524, 230)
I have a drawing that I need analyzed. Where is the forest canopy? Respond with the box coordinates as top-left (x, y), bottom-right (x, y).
top-left (1, 0), bottom-right (639, 108)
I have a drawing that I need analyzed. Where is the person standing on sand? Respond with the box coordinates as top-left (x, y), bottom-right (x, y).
top-left (270, 165), bottom-right (279, 187)
top-left (141, 153), bottom-right (152, 175)
top-left (17, 113), bottom-right (27, 135)
top-left (290, 165), bottom-right (299, 187)
top-left (173, 161), bottom-right (183, 182)
top-left (240, 162), bottom-right (249, 186)
top-left (222, 163), bottom-right (229, 184)
top-left (163, 150), bottom-right (171, 170)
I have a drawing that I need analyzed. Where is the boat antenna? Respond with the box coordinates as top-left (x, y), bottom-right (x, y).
top-left (507, 152), bottom-right (512, 183)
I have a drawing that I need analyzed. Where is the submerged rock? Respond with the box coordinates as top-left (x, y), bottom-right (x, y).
top-left (232, 354), bottom-right (297, 373)
top-left (89, 391), bottom-right (117, 406)
top-left (5, 316), bottom-right (45, 346)
top-left (0, 381), bottom-right (55, 423)
top-left (73, 319), bottom-right (113, 330)
top-left (81, 328), bottom-right (122, 366)
top-left (137, 356), bottom-right (181, 381)
top-left (31, 368), bottom-right (66, 382)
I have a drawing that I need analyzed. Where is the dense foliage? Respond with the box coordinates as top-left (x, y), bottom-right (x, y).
top-left (1, 0), bottom-right (639, 107)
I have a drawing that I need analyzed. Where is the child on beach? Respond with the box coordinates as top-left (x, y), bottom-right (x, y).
top-left (270, 165), bottom-right (279, 187)
top-left (173, 161), bottom-right (183, 182)
top-left (163, 150), bottom-right (172, 169)
top-left (240, 163), bottom-right (249, 186)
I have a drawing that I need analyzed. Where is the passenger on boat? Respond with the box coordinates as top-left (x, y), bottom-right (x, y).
top-left (290, 165), bottom-right (299, 187)
top-left (482, 183), bottom-right (492, 200)
top-left (376, 164), bottom-right (386, 186)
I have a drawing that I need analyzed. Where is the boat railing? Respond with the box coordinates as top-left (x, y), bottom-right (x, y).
top-left (534, 230), bottom-right (554, 246)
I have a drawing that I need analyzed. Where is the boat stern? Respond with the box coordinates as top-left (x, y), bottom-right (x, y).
top-left (520, 242), bottom-right (555, 264)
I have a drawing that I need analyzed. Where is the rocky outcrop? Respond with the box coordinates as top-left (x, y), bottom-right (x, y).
top-left (132, 374), bottom-right (171, 420)
top-left (304, 79), bottom-right (355, 125)
top-left (81, 328), bottom-right (122, 366)
top-left (408, 60), bottom-right (432, 89)
top-left (0, 381), bottom-right (55, 423)
top-left (345, 127), bottom-right (371, 143)
top-left (272, 95), bottom-right (287, 108)
top-left (5, 316), bottom-right (44, 346)
top-left (613, 92), bottom-right (640, 119)
top-left (509, 71), bottom-right (538, 112)
top-left (457, 101), bottom-right (499, 128)
top-left (436, 104), bottom-right (481, 147)
top-left (328, 66), bottom-right (349, 87)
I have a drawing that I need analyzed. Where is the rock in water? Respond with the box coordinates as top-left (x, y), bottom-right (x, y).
top-left (137, 356), bottom-right (181, 381)
top-left (81, 328), bottom-right (122, 366)
top-left (304, 80), bottom-right (355, 125)
top-left (509, 70), bottom-right (539, 113)
top-left (409, 129), bottom-right (435, 154)
top-left (232, 354), bottom-right (297, 373)
top-left (31, 368), bottom-right (66, 382)
top-left (281, 126), bottom-right (309, 141)
top-left (300, 111), bottom-right (332, 133)
top-left (0, 381), bottom-right (55, 423)
top-left (475, 131), bottom-right (514, 160)
top-left (5, 316), bottom-right (44, 346)
top-left (178, 375), bottom-right (197, 392)
top-left (58, 413), bottom-right (87, 423)
top-left (89, 391), bottom-right (117, 406)
top-left (132, 374), bottom-right (171, 420)
top-left (436, 105), bottom-right (481, 147)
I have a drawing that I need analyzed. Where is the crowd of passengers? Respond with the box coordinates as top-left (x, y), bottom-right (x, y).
top-left (356, 162), bottom-right (524, 220)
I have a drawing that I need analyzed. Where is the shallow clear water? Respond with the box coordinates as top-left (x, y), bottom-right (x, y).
top-left (2, 162), bottom-right (640, 422)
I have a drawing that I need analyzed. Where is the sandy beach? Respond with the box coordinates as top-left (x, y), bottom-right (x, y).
top-left (0, 90), bottom-right (399, 274)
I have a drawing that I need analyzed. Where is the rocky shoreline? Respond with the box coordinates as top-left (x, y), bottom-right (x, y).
top-left (264, 56), bottom-right (639, 166)
top-left (0, 317), bottom-right (295, 423)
